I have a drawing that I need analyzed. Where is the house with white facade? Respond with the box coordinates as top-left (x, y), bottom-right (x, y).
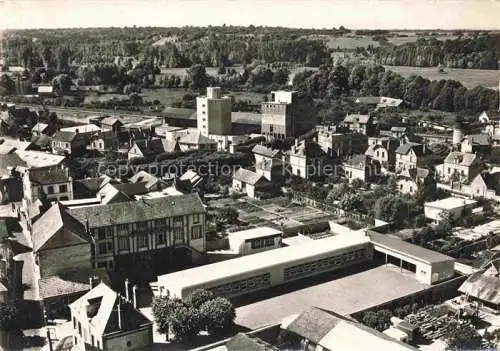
top-left (69, 282), bottom-right (153, 351)
top-left (342, 154), bottom-right (380, 183)
top-left (396, 167), bottom-right (432, 196)
top-left (289, 139), bottom-right (330, 180)
top-left (395, 142), bottom-right (424, 172)
top-left (252, 144), bottom-right (283, 181)
top-left (232, 168), bottom-right (271, 199)
top-left (435, 152), bottom-right (482, 184)
top-left (461, 170), bottom-right (500, 201)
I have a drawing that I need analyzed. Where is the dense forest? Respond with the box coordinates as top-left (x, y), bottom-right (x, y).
top-left (292, 64), bottom-right (499, 114)
top-left (374, 33), bottom-right (499, 69)
top-left (2, 26), bottom-right (330, 68)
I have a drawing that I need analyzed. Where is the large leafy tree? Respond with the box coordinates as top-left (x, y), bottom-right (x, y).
top-left (374, 194), bottom-right (411, 228)
top-left (169, 305), bottom-right (201, 341)
top-left (186, 64), bottom-right (209, 91)
top-left (151, 296), bottom-right (185, 339)
top-left (199, 297), bottom-right (235, 335)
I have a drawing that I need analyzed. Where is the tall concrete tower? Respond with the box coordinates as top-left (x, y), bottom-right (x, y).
top-left (452, 126), bottom-right (463, 148)
top-left (196, 87), bottom-right (232, 136)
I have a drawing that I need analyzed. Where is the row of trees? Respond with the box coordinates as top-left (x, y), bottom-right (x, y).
top-left (151, 290), bottom-right (235, 342)
top-left (293, 64), bottom-right (499, 113)
top-left (374, 33), bottom-right (499, 69)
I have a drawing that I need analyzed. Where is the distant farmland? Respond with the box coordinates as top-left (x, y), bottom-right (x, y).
top-left (385, 66), bottom-right (500, 90)
top-left (304, 32), bottom-right (458, 50)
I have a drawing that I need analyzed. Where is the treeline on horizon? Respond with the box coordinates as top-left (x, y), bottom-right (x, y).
top-left (2, 26), bottom-right (499, 69)
top-left (374, 33), bottom-right (500, 69)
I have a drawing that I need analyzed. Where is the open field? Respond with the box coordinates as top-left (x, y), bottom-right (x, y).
top-left (304, 32), bottom-right (459, 50)
top-left (385, 66), bottom-right (500, 90)
top-left (226, 90), bottom-right (266, 104)
top-left (83, 93), bottom-right (129, 103)
top-left (141, 88), bottom-right (187, 106)
top-left (160, 66), bottom-right (245, 78)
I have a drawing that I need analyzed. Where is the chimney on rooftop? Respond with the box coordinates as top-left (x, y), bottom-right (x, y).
top-left (133, 285), bottom-right (138, 309)
top-left (125, 278), bottom-right (130, 302)
top-left (117, 296), bottom-right (122, 330)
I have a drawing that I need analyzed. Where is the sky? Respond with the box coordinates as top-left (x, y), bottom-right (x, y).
top-left (0, 0), bottom-right (499, 30)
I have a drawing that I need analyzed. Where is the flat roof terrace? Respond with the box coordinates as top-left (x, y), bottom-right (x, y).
top-left (234, 264), bottom-right (428, 330)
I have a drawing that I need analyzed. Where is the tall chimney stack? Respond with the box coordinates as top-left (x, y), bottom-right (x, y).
top-left (125, 279), bottom-right (130, 302)
top-left (133, 285), bottom-right (138, 309)
top-left (117, 295), bottom-right (122, 330)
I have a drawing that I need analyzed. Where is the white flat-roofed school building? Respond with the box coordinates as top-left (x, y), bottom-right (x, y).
top-left (227, 227), bottom-right (283, 255)
top-left (153, 232), bottom-right (372, 299)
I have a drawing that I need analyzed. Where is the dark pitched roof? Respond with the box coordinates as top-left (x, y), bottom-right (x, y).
top-left (291, 140), bottom-right (326, 158)
top-left (52, 131), bottom-right (78, 143)
top-left (32, 203), bottom-right (89, 252)
top-left (343, 154), bottom-right (369, 169)
top-left (38, 268), bottom-right (109, 300)
top-left (480, 172), bottom-right (500, 193)
top-left (29, 168), bottom-right (70, 185)
top-left (113, 182), bottom-right (150, 196)
top-left (233, 168), bottom-right (267, 186)
top-left (252, 144), bottom-right (280, 158)
top-left (465, 134), bottom-right (491, 146)
top-left (0, 153), bottom-right (27, 174)
top-left (458, 259), bottom-right (500, 306)
top-left (226, 333), bottom-right (279, 351)
top-left (287, 307), bottom-right (343, 344)
top-left (74, 176), bottom-right (112, 196)
top-left (395, 142), bottom-right (423, 156)
top-left (368, 232), bottom-right (454, 264)
top-left (68, 193), bottom-right (205, 228)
